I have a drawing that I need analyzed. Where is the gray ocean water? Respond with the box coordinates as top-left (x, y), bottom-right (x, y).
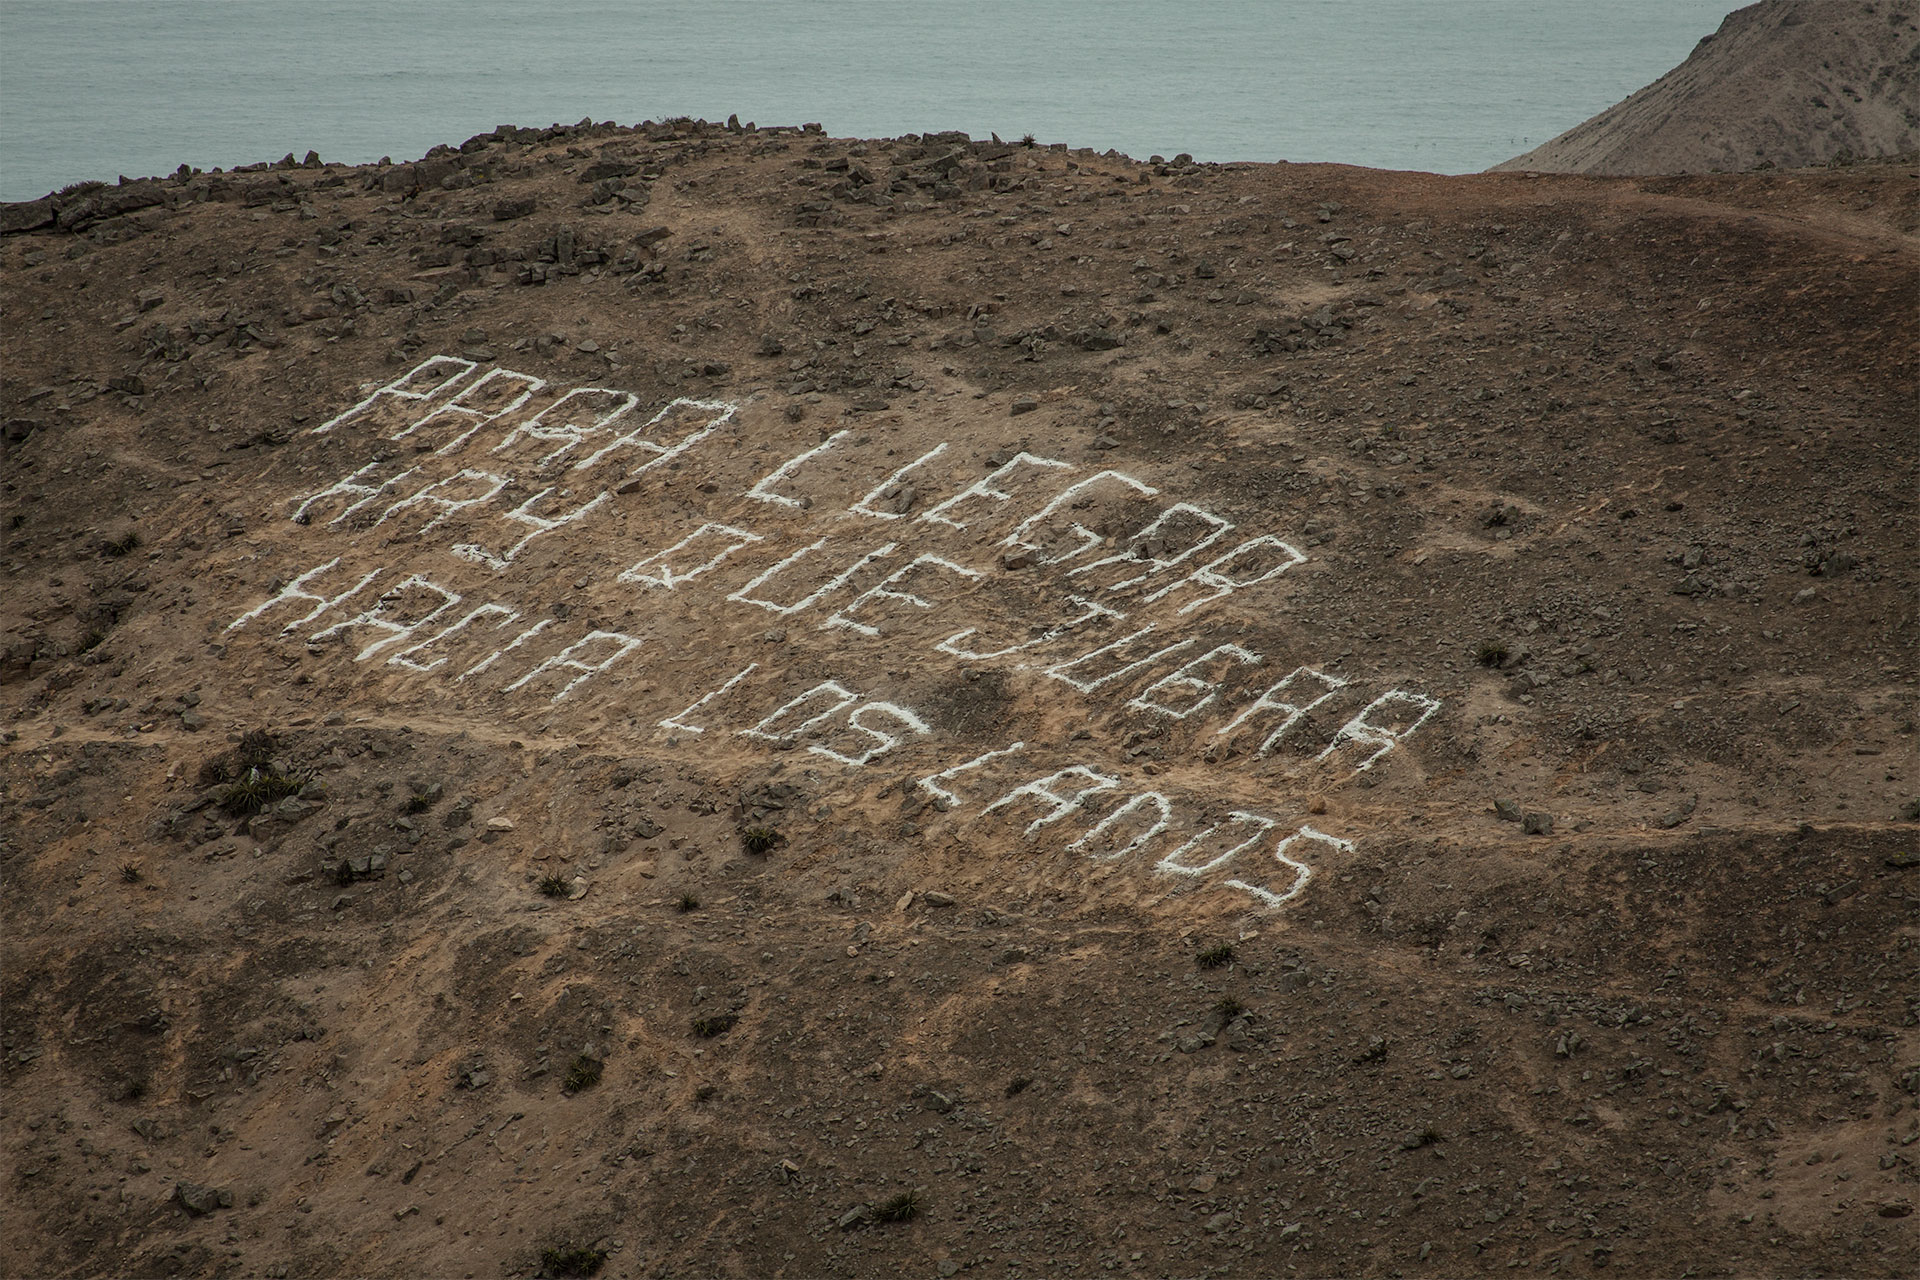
top-left (0, 0), bottom-right (1734, 202)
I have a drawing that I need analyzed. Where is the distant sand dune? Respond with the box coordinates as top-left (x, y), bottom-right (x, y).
top-left (1492, 0), bottom-right (1918, 174)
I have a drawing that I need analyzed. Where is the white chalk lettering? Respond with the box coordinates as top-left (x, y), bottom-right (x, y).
top-left (728, 540), bottom-right (897, 615)
top-left (823, 554), bottom-right (982, 638)
top-left (387, 602), bottom-right (520, 674)
top-left (313, 355), bottom-right (476, 435)
top-left (1215, 666), bottom-right (1349, 757)
top-left (391, 367), bottom-right (545, 455)
top-left (491, 386), bottom-right (640, 470)
top-left (659, 663), bottom-right (759, 735)
top-left (1318, 689), bottom-right (1443, 772)
top-left (935, 595), bottom-right (1123, 663)
top-left (983, 766), bottom-right (1122, 836)
top-left (916, 742), bottom-right (1027, 808)
top-left (452, 486), bottom-right (610, 570)
top-left (1000, 469), bottom-right (1159, 565)
top-left (1154, 811), bottom-right (1278, 877)
top-left (1045, 626), bottom-right (1199, 694)
top-left (307, 574), bottom-right (461, 661)
top-left (501, 629), bottom-right (643, 703)
top-left (376, 468), bottom-right (510, 537)
top-left (571, 397), bottom-right (735, 478)
top-left (457, 618), bottom-right (553, 682)
top-left (918, 452), bottom-right (1074, 531)
top-left (809, 702), bottom-right (931, 767)
top-left (1224, 826), bottom-right (1350, 908)
top-left (289, 460), bottom-right (420, 528)
top-left (1143, 534), bottom-right (1307, 614)
top-left (1069, 502), bottom-right (1233, 594)
top-left (746, 430), bottom-right (852, 508)
top-left (849, 443), bottom-right (949, 519)
top-left (739, 682), bottom-right (861, 744)
top-left (225, 559), bottom-right (381, 635)
top-left (1127, 644), bottom-right (1262, 719)
top-left (1069, 791), bottom-right (1173, 861)
top-left (620, 524), bottom-right (763, 590)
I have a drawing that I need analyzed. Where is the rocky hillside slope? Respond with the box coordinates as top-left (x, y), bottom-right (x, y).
top-left (2, 119), bottom-right (1917, 1279)
top-left (1493, 0), bottom-right (1920, 174)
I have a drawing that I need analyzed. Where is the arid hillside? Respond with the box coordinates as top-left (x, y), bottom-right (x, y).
top-left (1, 119), bottom-right (1916, 1280)
top-left (1493, 0), bottom-right (1920, 174)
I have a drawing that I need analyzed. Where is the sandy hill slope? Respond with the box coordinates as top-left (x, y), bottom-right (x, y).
top-left (1, 122), bottom-right (1917, 1279)
top-left (1493, 0), bottom-right (1920, 174)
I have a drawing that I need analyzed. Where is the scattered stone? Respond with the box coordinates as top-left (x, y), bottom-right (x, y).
top-left (1522, 811), bottom-right (1554, 836)
top-left (173, 1182), bottom-right (232, 1216)
top-left (492, 197), bottom-right (535, 221)
top-left (1657, 795), bottom-right (1698, 829)
top-left (1493, 798), bottom-right (1522, 822)
top-left (1009, 396), bottom-right (1039, 416)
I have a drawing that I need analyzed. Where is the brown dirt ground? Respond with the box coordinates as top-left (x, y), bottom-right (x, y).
top-left (1, 119), bottom-right (1917, 1279)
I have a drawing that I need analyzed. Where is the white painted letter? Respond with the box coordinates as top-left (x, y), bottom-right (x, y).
top-left (1318, 689), bottom-right (1443, 772)
top-left (1155, 811), bottom-right (1278, 877)
top-left (620, 524), bottom-right (763, 590)
top-left (1143, 534), bottom-right (1307, 614)
top-left (1224, 825), bottom-right (1351, 909)
top-left (746, 430), bottom-right (851, 508)
top-left (728, 540), bottom-right (897, 616)
top-left (918, 452), bottom-right (1074, 530)
top-left (849, 443), bottom-right (949, 519)
top-left (659, 663), bottom-right (759, 735)
top-left (823, 554), bottom-right (982, 637)
top-left (313, 355), bottom-right (476, 435)
top-left (1128, 644), bottom-right (1262, 719)
top-left (1215, 666), bottom-right (1349, 757)
top-left (225, 559), bottom-right (381, 635)
top-left (810, 702), bottom-right (931, 767)
top-left (502, 630), bottom-right (644, 703)
top-left (983, 766), bottom-right (1122, 837)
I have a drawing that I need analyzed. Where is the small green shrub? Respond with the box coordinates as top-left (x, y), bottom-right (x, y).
top-left (691, 1013), bottom-right (738, 1039)
top-left (1004, 1076), bottom-right (1032, 1097)
top-left (676, 892), bottom-right (700, 913)
top-left (120, 862), bottom-right (143, 884)
top-left (876, 1189), bottom-right (922, 1223)
top-left (402, 791), bottom-right (434, 814)
top-left (1195, 942), bottom-right (1234, 969)
top-left (563, 1054), bottom-right (603, 1094)
top-left (1020, 134), bottom-right (1036, 148)
top-left (694, 1083), bottom-right (717, 1103)
top-left (538, 1245), bottom-right (607, 1278)
top-left (740, 826), bottom-right (779, 855)
top-left (334, 859), bottom-right (356, 887)
top-left (218, 766), bottom-right (303, 817)
top-left (537, 874), bottom-right (570, 899)
top-left (1474, 641), bottom-right (1509, 667)
top-left (102, 530), bottom-right (141, 557)
top-left (1213, 996), bottom-right (1245, 1020)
